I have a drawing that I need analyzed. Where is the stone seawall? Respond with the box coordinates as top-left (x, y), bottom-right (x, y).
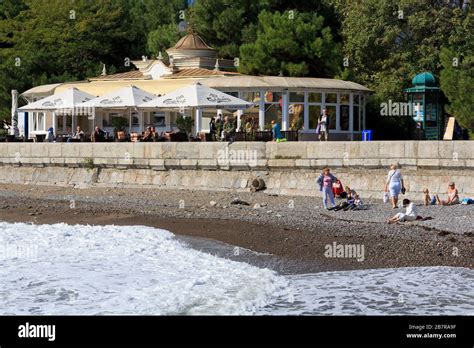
top-left (0, 141), bottom-right (473, 199)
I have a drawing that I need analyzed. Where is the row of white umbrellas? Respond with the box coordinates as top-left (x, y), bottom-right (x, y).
top-left (19, 83), bottom-right (254, 112)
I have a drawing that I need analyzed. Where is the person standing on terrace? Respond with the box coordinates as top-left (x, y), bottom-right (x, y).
top-left (223, 116), bottom-right (235, 142)
top-left (209, 117), bottom-right (217, 141)
top-left (318, 109), bottom-right (330, 141)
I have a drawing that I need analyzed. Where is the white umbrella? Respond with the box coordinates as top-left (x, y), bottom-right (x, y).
top-left (140, 82), bottom-right (254, 136)
top-left (19, 87), bottom-right (95, 112)
top-left (140, 82), bottom-right (253, 109)
top-left (82, 85), bottom-right (156, 109)
top-left (82, 85), bottom-right (157, 133)
top-left (19, 87), bottom-right (96, 135)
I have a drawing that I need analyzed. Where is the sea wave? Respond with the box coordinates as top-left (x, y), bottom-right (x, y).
top-left (0, 221), bottom-right (473, 315)
top-left (0, 222), bottom-right (288, 315)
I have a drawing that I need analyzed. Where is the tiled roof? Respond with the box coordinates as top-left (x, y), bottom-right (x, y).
top-left (89, 70), bottom-right (148, 81)
top-left (171, 33), bottom-right (215, 50)
top-left (165, 68), bottom-right (239, 79)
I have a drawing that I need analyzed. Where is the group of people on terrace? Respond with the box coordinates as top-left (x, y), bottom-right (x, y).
top-left (43, 125), bottom-right (168, 143)
top-left (209, 114), bottom-right (236, 142)
top-left (316, 163), bottom-right (467, 224)
top-left (37, 107), bottom-right (337, 144)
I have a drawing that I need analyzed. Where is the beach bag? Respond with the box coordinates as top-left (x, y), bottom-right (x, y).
top-left (315, 123), bottom-right (321, 135)
top-left (383, 191), bottom-right (389, 203)
top-left (461, 198), bottom-right (474, 205)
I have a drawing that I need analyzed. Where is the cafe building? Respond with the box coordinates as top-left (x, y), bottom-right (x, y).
top-left (17, 32), bottom-right (371, 141)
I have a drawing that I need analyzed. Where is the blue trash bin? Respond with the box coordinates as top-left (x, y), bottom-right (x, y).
top-left (362, 130), bottom-right (372, 141)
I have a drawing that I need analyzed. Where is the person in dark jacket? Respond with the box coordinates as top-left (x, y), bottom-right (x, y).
top-left (209, 117), bottom-right (217, 141)
top-left (91, 126), bottom-right (106, 142)
top-left (45, 127), bottom-right (55, 142)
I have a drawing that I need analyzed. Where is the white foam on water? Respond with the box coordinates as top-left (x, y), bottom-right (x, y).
top-left (259, 267), bottom-right (474, 315)
top-left (0, 221), bottom-right (473, 315)
top-left (0, 222), bottom-right (289, 315)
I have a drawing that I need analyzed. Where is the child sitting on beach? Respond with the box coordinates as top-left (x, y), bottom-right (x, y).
top-left (342, 193), bottom-right (363, 211)
top-left (423, 188), bottom-right (436, 206)
top-left (387, 199), bottom-right (418, 224)
top-left (349, 194), bottom-right (363, 210)
top-left (329, 187), bottom-right (359, 211)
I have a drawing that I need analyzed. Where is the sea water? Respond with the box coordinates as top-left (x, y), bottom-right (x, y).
top-left (0, 222), bottom-right (472, 315)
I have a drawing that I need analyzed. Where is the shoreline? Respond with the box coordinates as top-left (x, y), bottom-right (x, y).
top-left (0, 184), bottom-right (472, 273)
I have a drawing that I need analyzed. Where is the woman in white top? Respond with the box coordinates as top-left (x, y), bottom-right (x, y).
top-left (318, 109), bottom-right (329, 141)
top-left (387, 199), bottom-right (418, 223)
top-left (384, 164), bottom-right (405, 209)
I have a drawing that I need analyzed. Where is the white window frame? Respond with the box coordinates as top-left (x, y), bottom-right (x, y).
top-left (30, 111), bottom-right (46, 134)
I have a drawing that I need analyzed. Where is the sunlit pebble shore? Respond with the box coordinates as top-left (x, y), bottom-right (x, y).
top-left (0, 184), bottom-right (473, 240)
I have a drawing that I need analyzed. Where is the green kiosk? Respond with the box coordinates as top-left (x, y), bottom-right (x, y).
top-left (405, 72), bottom-right (444, 140)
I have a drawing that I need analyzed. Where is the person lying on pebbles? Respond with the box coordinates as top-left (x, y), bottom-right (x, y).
top-left (387, 199), bottom-right (418, 224)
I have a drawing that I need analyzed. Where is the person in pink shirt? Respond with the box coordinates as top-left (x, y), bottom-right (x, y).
top-left (316, 167), bottom-right (337, 209)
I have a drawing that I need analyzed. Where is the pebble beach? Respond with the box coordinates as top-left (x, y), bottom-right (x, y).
top-left (0, 183), bottom-right (472, 273)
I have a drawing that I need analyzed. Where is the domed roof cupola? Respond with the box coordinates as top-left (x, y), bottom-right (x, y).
top-left (166, 32), bottom-right (218, 61)
top-left (412, 72), bottom-right (436, 87)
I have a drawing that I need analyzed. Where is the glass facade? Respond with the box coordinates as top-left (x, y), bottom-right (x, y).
top-left (289, 104), bottom-right (304, 130)
top-left (264, 103), bottom-right (281, 129)
top-left (241, 91), bottom-right (261, 103)
top-left (308, 105), bottom-right (321, 130)
top-left (325, 105), bottom-right (337, 130)
top-left (340, 104), bottom-right (350, 131)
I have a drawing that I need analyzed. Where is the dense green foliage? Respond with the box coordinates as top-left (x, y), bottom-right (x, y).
top-left (439, 8), bottom-right (474, 131)
top-left (0, 0), bottom-right (472, 135)
top-left (239, 10), bottom-right (342, 77)
top-left (337, 0), bottom-right (473, 136)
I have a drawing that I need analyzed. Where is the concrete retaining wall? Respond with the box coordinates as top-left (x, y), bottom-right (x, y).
top-left (0, 141), bottom-right (473, 199)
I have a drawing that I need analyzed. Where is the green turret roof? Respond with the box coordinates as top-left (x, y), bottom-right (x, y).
top-left (405, 72), bottom-right (439, 93)
top-left (412, 72), bottom-right (436, 87)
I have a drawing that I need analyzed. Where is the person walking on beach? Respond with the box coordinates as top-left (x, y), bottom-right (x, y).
top-left (384, 164), bottom-right (405, 209)
top-left (317, 109), bottom-right (330, 141)
top-left (387, 199), bottom-right (418, 223)
top-left (316, 167), bottom-right (337, 209)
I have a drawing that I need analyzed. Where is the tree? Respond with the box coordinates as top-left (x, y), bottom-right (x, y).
top-left (128, 0), bottom-right (187, 57)
top-left (191, 0), bottom-right (270, 58)
top-left (0, 0), bottom-right (141, 120)
top-left (239, 10), bottom-right (342, 77)
top-left (337, 0), bottom-right (473, 137)
top-left (147, 24), bottom-right (182, 59)
top-left (438, 6), bottom-right (473, 131)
